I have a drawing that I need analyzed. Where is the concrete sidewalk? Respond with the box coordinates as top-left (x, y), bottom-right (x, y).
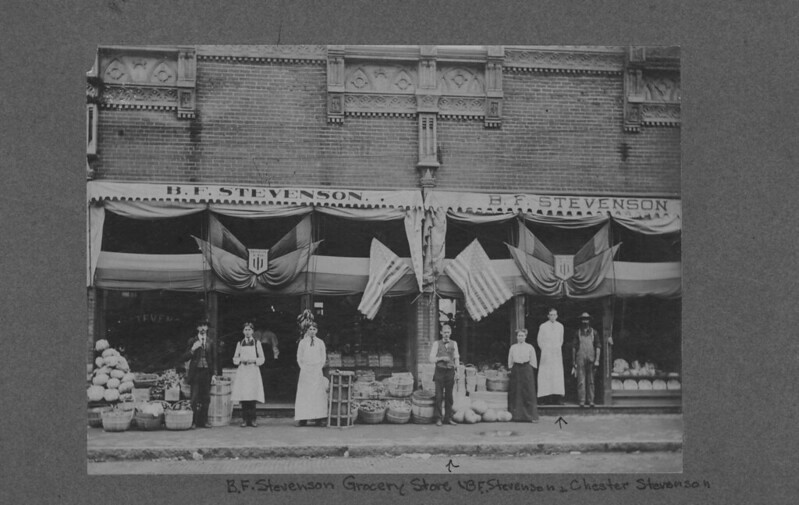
top-left (87, 414), bottom-right (682, 462)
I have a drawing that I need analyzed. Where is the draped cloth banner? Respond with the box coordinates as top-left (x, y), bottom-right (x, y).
top-left (194, 215), bottom-right (321, 290)
top-left (357, 239), bottom-right (412, 319)
top-left (508, 222), bottom-right (621, 298)
top-left (444, 240), bottom-right (513, 321)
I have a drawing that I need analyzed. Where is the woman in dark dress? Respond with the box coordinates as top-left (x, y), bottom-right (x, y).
top-left (507, 329), bottom-right (539, 423)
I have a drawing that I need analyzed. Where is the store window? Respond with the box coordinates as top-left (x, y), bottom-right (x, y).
top-left (439, 297), bottom-right (512, 368)
top-left (103, 290), bottom-right (206, 373)
top-left (102, 211), bottom-right (204, 254)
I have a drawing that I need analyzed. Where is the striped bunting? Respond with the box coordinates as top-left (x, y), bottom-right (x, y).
top-left (358, 239), bottom-right (412, 319)
top-left (444, 239), bottom-right (512, 321)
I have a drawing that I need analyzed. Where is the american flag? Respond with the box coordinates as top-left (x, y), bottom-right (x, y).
top-left (444, 239), bottom-right (512, 321)
top-left (358, 239), bottom-right (411, 319)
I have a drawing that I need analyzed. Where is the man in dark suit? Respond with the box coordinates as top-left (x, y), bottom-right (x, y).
top-left (182, 320), bottom-right (216, 428)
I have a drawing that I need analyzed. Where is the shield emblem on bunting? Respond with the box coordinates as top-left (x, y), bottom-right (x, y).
top-left (248, 249), bottom-right (269, 275)
top-left (554, 255), bottom-right (574, 281)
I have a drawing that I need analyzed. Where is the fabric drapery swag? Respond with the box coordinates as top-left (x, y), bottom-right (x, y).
top-left (193, 215), bottom-right (321, 290)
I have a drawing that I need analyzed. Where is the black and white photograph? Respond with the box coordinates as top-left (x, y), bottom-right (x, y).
top-left (84, 44), bottom-right (683, 475)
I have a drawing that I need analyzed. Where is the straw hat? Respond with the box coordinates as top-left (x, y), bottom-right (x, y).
top-left (578, 312), bottom-right (591, 320)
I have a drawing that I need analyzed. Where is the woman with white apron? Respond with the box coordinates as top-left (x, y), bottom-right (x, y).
top-left (231, 322), bottom-right (265, 427)
top-left (294, 322), bottom-right (328, 427)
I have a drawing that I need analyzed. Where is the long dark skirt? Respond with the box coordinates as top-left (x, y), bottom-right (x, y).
top-left (508, 364), bottom-right (538, 421)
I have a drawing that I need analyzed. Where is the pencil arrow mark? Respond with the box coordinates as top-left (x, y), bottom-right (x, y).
top-left (555, 416), bottom-right (568, 429)
top-left (445, 459), bottom-right (460, 473)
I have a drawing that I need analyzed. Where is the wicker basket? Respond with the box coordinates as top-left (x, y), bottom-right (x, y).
top-left (134, 411), bottom-right (164, 431)
top-left (358, 407), bottom-right (386, 424)
top-left (101, 409), bottom-right (134, 432)
top-left (165, 409), bottom-right (194, 430)
top-left (88, 406), bottom-right (113, 427)
top-left (387, 376), bottom-right (414, 397)
top-left (486, 377), bottom-right (510, 392)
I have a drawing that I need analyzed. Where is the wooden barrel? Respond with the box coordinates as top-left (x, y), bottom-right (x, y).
top-left (208, 377), bottom-right (233, 426)
top-left (411, 390), bottom-right (435, 424)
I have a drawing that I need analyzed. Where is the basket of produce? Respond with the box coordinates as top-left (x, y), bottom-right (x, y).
top-left (180, 381), bottom-right (191, 400)
top-left (165, 401), bottom-right (194, 430)
top-left (385, 400), bottom-right (411, 424)
top-left (358, 400), bottom-right (386, 424)
top-left (101, 407), bottom-right (134, 432)
top-left (134, 400), bottom-right (168, 431)
top-left (133, 373), bottom-right (159, 388)
top-left (88, 405), bottom-right (113, 427)
top-left (387, 375), bottom-right (414, 397)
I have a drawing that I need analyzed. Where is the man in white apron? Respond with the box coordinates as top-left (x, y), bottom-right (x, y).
top-left (537, 308), bottom-right (565, 405)
top-left (231, 322), bottom-right (265, 427)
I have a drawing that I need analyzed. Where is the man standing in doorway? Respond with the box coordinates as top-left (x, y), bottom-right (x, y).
top-left (182, 319), bottom-right (216, 428)
top-left (571, 312), bottom-right (601, 408)
top-left (429, 324), bottom-right (460, 426)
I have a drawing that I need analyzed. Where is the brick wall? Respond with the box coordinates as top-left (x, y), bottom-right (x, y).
top-left (435, 72), bottom-right (680, 195)
top-left (94, 60), bottom-right (679, 196)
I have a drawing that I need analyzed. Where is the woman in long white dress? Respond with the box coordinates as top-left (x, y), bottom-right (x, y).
top-left (294, 322), bottom-right (328, 427)
top-left (537, 308), bottom-right (565, 404)
top-left (231, 322), bottom-right (265, 427)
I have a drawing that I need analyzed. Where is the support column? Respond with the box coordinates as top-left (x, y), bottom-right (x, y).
top-left (87, 287), bottom-right (99, 368)
top-left (207, 291), bottom-right (219, 375)
top-left (601, 297), bottom-right (614, 405)
top-left (511, 295), bottom-right (525, 344)
top-left (414, 293), bottom-right (438, 380)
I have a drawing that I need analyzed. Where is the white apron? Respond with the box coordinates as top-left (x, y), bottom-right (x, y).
top-left (294, 337), bottom-right (328, 420)
top-left (537, 321), bottom-right (565, 397)
top-left (231, 341), bottom-right (265, 403)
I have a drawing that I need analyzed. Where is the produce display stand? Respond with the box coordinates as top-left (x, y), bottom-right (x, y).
top-left (611, 373), bottom-right (682, 407)
top-left (327, 370), bottom-right (355, 428)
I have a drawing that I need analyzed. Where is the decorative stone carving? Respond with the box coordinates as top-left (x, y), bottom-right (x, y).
top-left (623, 46), bottom-right (680, 131)
top-left (642, 103), bottom-right (681, 126)
top-left (504, 48), bottom-right (625, 74)
top-left (344, 65), bottom-right (417, 94)
top-left (94, 46), bottom-right (197, 119)
top-left (344, 94), bottom-right (416, 116)
top-left (438, 97), bottom-right (485, 117)
top-left (417, 113), bottom-right (439, 187)
top-left (438, 66), bottom-right (485, 95)
top-left (327, 93), bottom-right (345, 123)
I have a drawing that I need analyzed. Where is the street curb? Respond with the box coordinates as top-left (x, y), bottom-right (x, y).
top-left (87, 441), bottom-right (681, 462)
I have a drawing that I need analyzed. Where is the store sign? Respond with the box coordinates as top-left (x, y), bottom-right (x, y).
top-left (248, 249), bottom-right (269, 275)
top-left (429, 191), bottom-right (681, 216)
top-left (87, 181), bottom-right (424, 208)
top-left (554, 255), bottom-right (575, 280)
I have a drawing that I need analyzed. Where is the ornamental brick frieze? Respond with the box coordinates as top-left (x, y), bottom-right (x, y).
top-left (196, 45), bottom-right (327, 63)
top-left (344, 94), bottom-right (417, 116)
top-left (438, 96), bottom-right (485, 118)
top-left (504, 48), bottom-right (625, 74)
top-left (623, 47), bottom-right (680, 132)
top-left (90, 46), bottom-right (197, 119)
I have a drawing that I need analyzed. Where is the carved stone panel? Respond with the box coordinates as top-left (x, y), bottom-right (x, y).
top-left (102, 56), bottom-right (178, 86)
top-left (344, 64), bottom-right (417, 94)
top-left (438, 96), bottom-right (485, 118)
top-left (344, 94), bottom-right (417, 116)
top-left (437, 65), bottom-right (485, 95)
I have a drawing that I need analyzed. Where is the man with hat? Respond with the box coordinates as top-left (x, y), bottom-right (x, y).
top-left (571, 312), bottom-right (601, 407)
top-left (181, 319), bottom-right (216, 428)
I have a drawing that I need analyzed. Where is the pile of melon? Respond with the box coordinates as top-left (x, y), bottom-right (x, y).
top-left (452, 398), bottom-right (513, 424)
top-left (86, 339), bottom-right (135, 404)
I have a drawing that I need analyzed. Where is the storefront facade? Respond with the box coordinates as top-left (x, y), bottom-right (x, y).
top-left (87, 45), bottom-right (681, 407)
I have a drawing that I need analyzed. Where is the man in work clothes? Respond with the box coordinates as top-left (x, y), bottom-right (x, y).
top-left (429, 324), bottom-right (460, 426)
top-left (571, 312), bottom-right (601, 407)
top-left (182, 320), bottom-right (216, 428)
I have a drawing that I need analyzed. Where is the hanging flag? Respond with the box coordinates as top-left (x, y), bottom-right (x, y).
top-left (270, 215), bottom-right (312, 258)
top-left (209, 214), bottom-right (248, 258)
top-left (517, 221), bottom-right (555, 264)
top-left (573, 223), bottom-right (610, 265)
top-left (445, 239), bottom-right (512, 321)
top-left (507, 244), bottom-right (563, 297)
top-left (358, 239), bottom-right (412, 319)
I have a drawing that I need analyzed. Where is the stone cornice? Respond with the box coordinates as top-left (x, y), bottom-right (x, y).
top-left (504, 47), bottom-right (625, 74)
top-left (196, 45), bottom-right (327, 63)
